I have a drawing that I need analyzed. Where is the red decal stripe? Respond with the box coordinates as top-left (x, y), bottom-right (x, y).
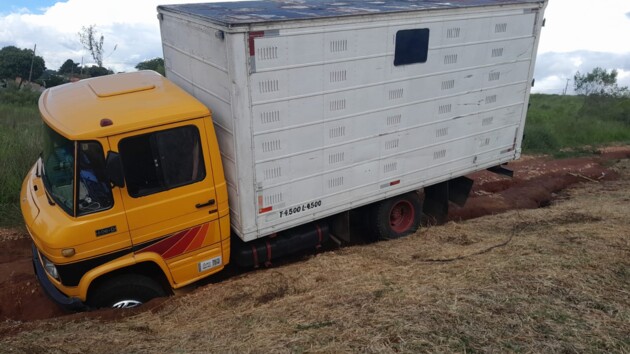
top-left (185, 222), bottom-right (209, 253)
top-left (162, 226), bottom-right (201, 259)
top-left (248, 31), bottom-right (264, 56)
top-left (390, 180), bottom-right (401, 186)
top-left (139, 229), bottom-right (189, 255)
top-left (259, 206), bottom-right (272, 214)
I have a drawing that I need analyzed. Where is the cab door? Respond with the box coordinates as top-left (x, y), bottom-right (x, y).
top-left (108, 118), bottom-right (223, 283)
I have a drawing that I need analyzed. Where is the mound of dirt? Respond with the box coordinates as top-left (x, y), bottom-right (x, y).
top-left (0, 230), bottom-right (65, 322)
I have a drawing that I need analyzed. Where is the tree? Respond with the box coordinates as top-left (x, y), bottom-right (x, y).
top-left (0, 46), bottom-right (46, 88)
top-left (85, 65), bottom-right (113, 78)
top-left (135, 58), bottom-right (165, 76)
top-left (37, 70), bottom-right (66, 88)
top-left (79, 25), bottom-right (116, 67)
top-left (58, 59), bottom-right (80, 75)
top-left (574, 67), bottom-right (630, 97)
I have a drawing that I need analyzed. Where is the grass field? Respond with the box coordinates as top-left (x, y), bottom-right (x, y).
top-left (523, 94), bottom-right (630, 155)
top-left (0, 103), bottom-right (41, 227)
top-left (0, 91), bottom-right (629, 227)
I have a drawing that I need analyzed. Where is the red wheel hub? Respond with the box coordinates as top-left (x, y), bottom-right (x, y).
top-left (389, 200), bottom-right (415, 233)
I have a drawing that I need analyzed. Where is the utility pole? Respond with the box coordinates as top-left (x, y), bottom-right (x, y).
top-left (28, 44), bottom-right (37, 83)
top-left (563, 78), bottom-right (570, 95)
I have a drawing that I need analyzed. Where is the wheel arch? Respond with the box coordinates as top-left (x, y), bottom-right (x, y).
top-left (78, 253), bottom-right (174, 302)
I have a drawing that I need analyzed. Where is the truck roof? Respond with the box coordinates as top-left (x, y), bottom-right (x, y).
top-left (39, 71), bottom-right (209, 140)
top-left (158, 0), bottom-right (544, 27)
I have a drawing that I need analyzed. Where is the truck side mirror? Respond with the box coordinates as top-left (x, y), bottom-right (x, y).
top-left (105, 151), bottom-right (125, 188)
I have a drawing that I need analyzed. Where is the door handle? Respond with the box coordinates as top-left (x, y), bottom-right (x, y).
top-left (195, 199), bottom-right (215, 208)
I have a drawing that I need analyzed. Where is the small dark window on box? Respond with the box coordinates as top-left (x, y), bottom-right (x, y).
top-left (394, 28), bottom-right (430, 66)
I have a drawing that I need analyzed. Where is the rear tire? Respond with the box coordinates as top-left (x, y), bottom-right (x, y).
top-left (88, 274), bottom-right (166, 309)
top-left (373, 192), bottom-right (422, 240)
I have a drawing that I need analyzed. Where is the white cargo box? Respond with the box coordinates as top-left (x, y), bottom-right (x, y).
top-left (158, 0), bottom-right (547, 241)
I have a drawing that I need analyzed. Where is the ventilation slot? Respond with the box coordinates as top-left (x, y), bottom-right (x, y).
top-left (388, 88), bottom-right (404, 100)
top-left (438, 104), bottom-right (452, 115)
top-left (385, 138), bottom-right (399, 150)
top-left (329, 99), bottom-right (346, 112)
top-left (435, 127), bottom-right (449, 138)
top-left (328, 152), bottom-right (345, 165)
top-left (446, 27), bottom-right (461, 38)
top-left (479, 138), bottom-right (491, 147)
top-left (259, 79), bottom-right (279, 93)
top-left (482, 117), bottom-right (494, 126)
top-left (383, 161), bottom-right (398, 173)
top-left (441, 80), bottom-right (455, 90)
top-left (433, 149), bottom-right (447, 160)
top-left (330, 70), bottom-right (347, 83)
top-left (329, 126), bottom-right (346, 139)
top-left (264, 166), bottom-right (282, 180)
top-left (485, 95), bottom-right (497, 104)
top-left (264, 192), bottom-right (283, 205)
top-left (489, 72), bottom-right (501, 81)
top-left (387, 114), bottom-right (402, 126)
top-left (328, 176), bottom-right (344, 189)
top-left (262, 139), bottom-right (281, 152)
top-left (257, 46), bottom-right (278, 60)
top-left (444, 54), bottom-right (458, 65)
top-left (495, 23), bottom-right (508, 33)
top-left (260, 110), bottom-right (280, 124)
top-left (330, 39), bottom-right (348, 53)
top-left (491, 48), bottom-right (504, 57)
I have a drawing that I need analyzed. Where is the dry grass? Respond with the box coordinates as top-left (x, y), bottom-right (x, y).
top-left (2, 161), bottom-right (630, 353)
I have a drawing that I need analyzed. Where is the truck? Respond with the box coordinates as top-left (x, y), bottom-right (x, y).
top-left (22, 0), bottom-right (547, 309)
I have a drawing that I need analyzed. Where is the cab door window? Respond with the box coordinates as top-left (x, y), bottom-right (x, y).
top-left (77, 141), bottom-right (114, 215)
top-left (119, 125), bottom-right (206, 198)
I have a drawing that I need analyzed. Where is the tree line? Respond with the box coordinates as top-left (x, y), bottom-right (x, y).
top-left (0, 25), bottom-right (164, 90)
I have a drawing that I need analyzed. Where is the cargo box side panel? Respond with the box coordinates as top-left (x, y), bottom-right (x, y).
top-left (246, 5), bottom-right (544, 239)
top-left (159, 13), bottom-right (247, 234)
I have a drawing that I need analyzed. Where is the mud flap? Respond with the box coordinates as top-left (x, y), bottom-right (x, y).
top-left (423, 176), bottom-right (474, 225)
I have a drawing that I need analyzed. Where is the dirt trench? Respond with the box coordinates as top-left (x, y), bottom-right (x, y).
top-left (1, 147), bottom-right (629, 323)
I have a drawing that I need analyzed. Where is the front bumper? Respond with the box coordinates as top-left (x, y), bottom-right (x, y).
top-left (32, 244), bottom-right (87, 311)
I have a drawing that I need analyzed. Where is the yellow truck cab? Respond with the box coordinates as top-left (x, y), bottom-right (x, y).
top-left (23, 71), bottom-right (231, 309)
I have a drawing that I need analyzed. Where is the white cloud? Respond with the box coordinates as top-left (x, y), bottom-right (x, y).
top-left (0, 0), bottom-right (240, 72)
top-left (538, 0), bottom-right (630, 54)
top-left (2, 0), bottom-right (630, 89)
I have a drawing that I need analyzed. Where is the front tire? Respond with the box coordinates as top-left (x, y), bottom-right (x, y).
top-left (88, 274), bottom-right (166, 309)
top-left (373, 192), bottom-right (422, 240)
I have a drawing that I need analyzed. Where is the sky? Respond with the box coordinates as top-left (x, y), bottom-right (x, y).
top-left (1, 0), bottom-right (629, 94)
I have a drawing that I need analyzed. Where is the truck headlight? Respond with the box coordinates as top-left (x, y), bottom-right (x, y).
top-left (41, 255), bottom-right (60, 280)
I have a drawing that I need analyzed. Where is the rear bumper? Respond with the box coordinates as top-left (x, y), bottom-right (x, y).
top-left (32, 244), bottom-right (87, 312)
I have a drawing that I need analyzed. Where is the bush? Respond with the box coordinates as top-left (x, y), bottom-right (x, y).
top-left (0, 83), bottom-right (41, 106)
top-left (522, 124), bottom-right (559, 152)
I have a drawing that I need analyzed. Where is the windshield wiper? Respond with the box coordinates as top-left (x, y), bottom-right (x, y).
top-left (44, 190), bottom-right (56, 206)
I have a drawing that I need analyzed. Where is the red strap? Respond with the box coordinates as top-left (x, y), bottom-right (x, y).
top-left (251, 244), bottom-right (259, 268)
top-left (265, 240), bottom-right (272, 267)
top-left (315, 223), bottom-right (323, 249)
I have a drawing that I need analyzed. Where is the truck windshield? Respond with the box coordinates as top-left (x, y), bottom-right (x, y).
top-left (42, 125), bottom-right (113, 216)
top-left (42, 125), bottom-right (75, 215)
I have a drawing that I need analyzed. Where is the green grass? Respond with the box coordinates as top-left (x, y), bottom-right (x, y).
top-left (0, 103), bottom-right (42, 227)
top-left (523, 94), bottom-right (630, 155)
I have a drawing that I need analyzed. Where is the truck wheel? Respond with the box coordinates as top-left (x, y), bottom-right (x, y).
top-left (88, 274), bottom-right (166, 309)
top-left (374, 192), bottom-right (422, 240)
